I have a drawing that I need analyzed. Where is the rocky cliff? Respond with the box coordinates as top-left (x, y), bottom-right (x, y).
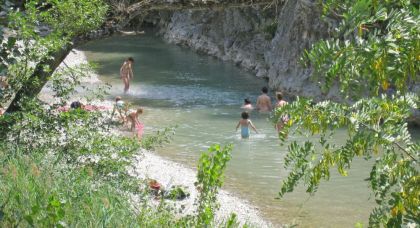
top-left (143, 0), bottom-right (419, 125)
top-left (146, 0), bottom-right (337, 100)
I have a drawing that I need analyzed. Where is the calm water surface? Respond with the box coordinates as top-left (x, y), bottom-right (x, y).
top-left (81, 34), bottom-right (417, 227)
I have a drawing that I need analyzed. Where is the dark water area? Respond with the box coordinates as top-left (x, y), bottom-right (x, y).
top-left (81, 34), bottom-right (419, 227)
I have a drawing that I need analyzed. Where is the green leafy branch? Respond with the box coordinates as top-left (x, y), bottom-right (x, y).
top-left (303, 1), bottom-right (419, 98)
top-left (273, 94), bottom-right (419, 225)
top-left (196, 144), bottom-right (233, 226)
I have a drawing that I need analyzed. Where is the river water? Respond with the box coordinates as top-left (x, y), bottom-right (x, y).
top-left (81, 34), bottom-right (411, 227)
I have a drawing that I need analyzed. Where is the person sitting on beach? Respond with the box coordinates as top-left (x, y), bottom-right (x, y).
top-left (120, 57), bottom-right (134, 93)
top-left (56, 101), bottom-right (81, 112)
top-left (127, 108), bottom-right (144, 140)
top-left (66, 101), bottom-right (108, 112)
top-left (236, 111), bottom-right (258, 139)
top-left (241, 98), bottom-right (254, 111)
top-left (256, 87), bottom-right (272, 112)
top-left (111, 96), bottom-right (127, 123)
top-left (275, 92), bottom-right (289, 132)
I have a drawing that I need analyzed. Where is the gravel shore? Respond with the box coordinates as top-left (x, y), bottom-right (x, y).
top-left (45, 48), bottom-right (272, 227)
top-left (132, 150), bottom-right (271, 227)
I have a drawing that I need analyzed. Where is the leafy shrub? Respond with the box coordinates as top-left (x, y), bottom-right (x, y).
top-left (196, 144), bottom-right (233, 226)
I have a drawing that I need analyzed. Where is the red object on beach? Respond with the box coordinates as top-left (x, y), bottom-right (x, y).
top-left (135, 121), bottom-right (144, 138)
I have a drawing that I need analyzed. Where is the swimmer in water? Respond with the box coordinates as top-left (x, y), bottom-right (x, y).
top-left (241, 98), bottom-right (254, 111)
top-left (236, 111), bottom-right (258, 139)
top-left (275, 92), bottom-right (289, 132)
top-left (256, 86), bottom-right (272, 113)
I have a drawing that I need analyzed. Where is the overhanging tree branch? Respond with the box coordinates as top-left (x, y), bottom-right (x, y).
top-left (6, 43), bottom-right (73, 113)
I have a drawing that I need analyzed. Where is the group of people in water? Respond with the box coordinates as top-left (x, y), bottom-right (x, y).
top-left (116, 57), bottom-right (145, 139)
top-left (2, 56), bottom-right (288, 142)
top-left (119, 56), bottom-right (289, 140)
top-left (236, 86), bottom-right (288, 139)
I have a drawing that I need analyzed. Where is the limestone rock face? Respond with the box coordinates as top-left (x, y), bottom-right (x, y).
top-left (265, 0), bottom-right (333, 100)
top-left (150, 1), bottom-right (333, 100)
top-left (157, 8), bottom-right (274, 78)
top-left (144, 0), bottom-right (419, 124)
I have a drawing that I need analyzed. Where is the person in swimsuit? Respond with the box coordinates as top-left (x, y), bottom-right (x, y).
top-left (236, 111), bottom-right (258, 139)
top-left (241, 98), bottom-right (254, 111)
top-left (111, 96), bottom-right (126, 123)
top-left (275, 92), bottom-right (289, 132)
top-left (256, 86), bottom-right (272, 113)
top-left (127, 108), bottom-right (144, 140)
top-left (120, 57), bottom-right (134, 93)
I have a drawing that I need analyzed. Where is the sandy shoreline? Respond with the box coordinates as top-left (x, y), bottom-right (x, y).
top-left (43, 48), bottom-right (273, 227)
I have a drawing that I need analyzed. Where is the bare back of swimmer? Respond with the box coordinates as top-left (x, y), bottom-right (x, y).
top-left (256, 86), bottom-right (272, 112)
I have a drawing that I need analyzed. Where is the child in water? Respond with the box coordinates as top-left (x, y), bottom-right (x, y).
top-left (236, 111), bottom-right (258, 139)
top-left (127, 108), bottom-right (144, 140)
top-left (111, 96), bottom-right (126, 123)
top-left (241, 98), bottom-right (254, 111)
top-left (275, 92), bottom-right (289, 132)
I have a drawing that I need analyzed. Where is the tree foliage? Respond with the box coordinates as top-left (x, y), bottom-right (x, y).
top-left (1, 0), bottom-right (107, 112)
top-left (0, 1), bottom-right (241, 227)
top-left (307, 0), bottom-right (419, 97)
top-left (196, 144), bottom-right (233, 226)
top-left (275, 0), bottom-right (419, 226)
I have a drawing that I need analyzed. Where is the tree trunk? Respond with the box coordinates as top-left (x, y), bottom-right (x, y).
top-left (6, 44), bottom-right (73, 113)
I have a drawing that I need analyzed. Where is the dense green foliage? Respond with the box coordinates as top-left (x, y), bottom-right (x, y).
top-left (0, 93), bottom-right (235, 226)
top-left (196, 144), bottom-right (233, 225)
top-left (0, 0), bottom-right (107, 112)
top-left (309, 0), bottom-right (419, 97)
top-left (1, 1), bottom-right (240, 227)
top-left (275, 0), bottom-right (419, 226)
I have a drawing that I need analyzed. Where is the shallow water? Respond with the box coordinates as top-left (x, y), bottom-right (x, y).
top-left (81, 34), bottom-right (417, 227)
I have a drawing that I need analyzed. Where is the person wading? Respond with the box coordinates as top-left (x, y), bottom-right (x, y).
top-left (120, 57), bottom-right (134, 93)
top-left (256, 86), bottom-right (272, 113)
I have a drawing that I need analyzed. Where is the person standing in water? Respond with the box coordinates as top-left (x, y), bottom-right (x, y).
top-left (256, 86), bottom-right (272, 112)
top-left (275, 92), bottom-right (289, 132)
top-left (120, 57), bottom-right (134, 93)
top-left (236, 111), bottom-right (258, 139)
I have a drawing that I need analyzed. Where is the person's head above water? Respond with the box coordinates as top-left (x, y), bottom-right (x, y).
top-left (241, 111), bottom-right (249, 119)
top-left (127, 57), bottom-right (134, 63)
top-left (115, 96), bottom-right (122, 102)
top-left (276, 92), bottom-right (283, 100)
top-left (261, 86), bottom-right (268, 94)
top-left (244, 98), bottom-right (251, 105)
